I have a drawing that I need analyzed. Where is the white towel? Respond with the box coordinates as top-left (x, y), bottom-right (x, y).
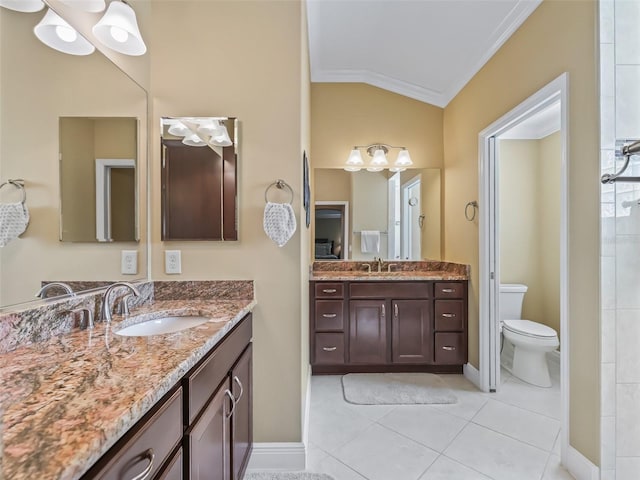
top-left (0, 202), bottom-right (29, 247)
top-left (360, 230), bottom-right (380, 254)
top-left (263, 202), bottom-right (297, 247)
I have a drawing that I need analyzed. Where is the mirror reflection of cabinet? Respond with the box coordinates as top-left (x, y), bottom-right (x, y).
top-left (160, 117), bottom-right (238, 241)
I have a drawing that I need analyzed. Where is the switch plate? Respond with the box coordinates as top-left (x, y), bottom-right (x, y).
top-left (165, 250), bottom-right (182, 274)
top-left (121, 250), bottom-right (138, 275)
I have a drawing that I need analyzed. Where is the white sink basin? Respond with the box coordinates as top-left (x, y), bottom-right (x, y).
top-left (115, 316), bottom-right (210, 336)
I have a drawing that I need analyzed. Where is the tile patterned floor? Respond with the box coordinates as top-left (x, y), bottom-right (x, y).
top-left (306, 366), bottom-right (574, 480)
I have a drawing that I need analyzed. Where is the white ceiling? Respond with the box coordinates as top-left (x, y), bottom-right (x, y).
top-left (307, 0), bottom-right (542, 108)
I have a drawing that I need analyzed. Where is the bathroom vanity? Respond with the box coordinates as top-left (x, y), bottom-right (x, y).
top-left (310, 262), bottom-right (469, 374)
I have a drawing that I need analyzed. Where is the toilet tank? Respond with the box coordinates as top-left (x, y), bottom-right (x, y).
top-left (499, 284), bottom-right (528, 321)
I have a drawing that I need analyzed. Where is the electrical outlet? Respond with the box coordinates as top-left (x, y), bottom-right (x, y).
top-left (165, 250), bottom-right (182, 274)
top-left (121, 250), bottom-right (138, 275)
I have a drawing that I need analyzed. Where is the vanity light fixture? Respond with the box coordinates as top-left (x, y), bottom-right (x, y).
top-left (161, 117), bottom-right (234, 149)
top-left (92, 0), bottom-right (146, 56)
top-left (344, 143), bottom-right (413, 172)
top-left (34, 8), bottom-right (96, 56)
top-left (0, 0), bottom-right (44, 12)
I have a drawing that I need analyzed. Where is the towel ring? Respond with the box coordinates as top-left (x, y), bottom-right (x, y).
top-left (265, 179), bottom-right (294, 205)
top-left (0, 179), bottom-right (26, 204)
top-left (465, 201), bottom-right (478, 221)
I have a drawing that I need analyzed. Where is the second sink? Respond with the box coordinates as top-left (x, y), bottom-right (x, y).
top-left (115, 316), bottom-right (210, 336)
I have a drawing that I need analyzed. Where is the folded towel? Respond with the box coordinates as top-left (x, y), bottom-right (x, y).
top-left (360, 230), bottom-right (380, 254)
top-left (0, 202), bottom-right (29, 247)
top-left (264, 202), bottom-right (297, 247)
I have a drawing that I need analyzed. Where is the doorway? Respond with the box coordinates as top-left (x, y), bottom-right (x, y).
top-left (478, 73), bottom-right (569, 463)
top-left (314, 201), bottom-right (349, 260)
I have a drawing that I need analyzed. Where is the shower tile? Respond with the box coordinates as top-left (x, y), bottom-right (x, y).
top-left (617, 457), bottom-right (640, 480)
top-left (615, 0), bottom-right (640, 64)
top-left (602, 363), bottom-right (616, 417)
top-left (616, 66), bottom-right (640, 139)
top-left (600, 0), bottom-right (614, 44)
top-left (602, 217), bottom-right (616, 256)
top-left (601, 309), bottom-right (616, 364)
top-left (615, 236), bottom-right (640, 308)
top-left (602, 256), bottom-right (616, 310)
top-left (602, 43), bottom-right (615, 98)
top-left (616, 309), bottom-right (640, 383)
top-left (602, 96), bottom-right (616, 149)
top-left (616, 384), bottom-right (640, 456)
top-left (601, 416), bottom-right (616, 470)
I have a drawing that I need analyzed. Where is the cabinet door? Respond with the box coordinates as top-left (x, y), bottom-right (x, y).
top-left (349, 300), bottom-right (387, 364)
top-left (392, 300), bottom-right (432, 364)
top-left (231, 345), bottom-right (252, 480)
top-left (187, 379), bottom-right (232, 480)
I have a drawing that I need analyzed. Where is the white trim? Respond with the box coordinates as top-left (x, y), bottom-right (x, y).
top-left (246, 443), bottom-right (306, 472)
top-left (565, 445), bottom-right (600, 480)
top-left (315, 200), bottom-right (349, 260)
top-left (478, 73), bottom-right (570, 462)
top-left (302, 366), bottom-right (311, 449)
top-left (463, 363), bottom-right (481, 389)
top-left (95, 158), bottom-right (135, 242)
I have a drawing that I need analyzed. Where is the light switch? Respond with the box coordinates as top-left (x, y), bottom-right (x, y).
top-left (121, 250), bottom-right (138, 275)
top-left (165, 250), bottom-right (182, 274)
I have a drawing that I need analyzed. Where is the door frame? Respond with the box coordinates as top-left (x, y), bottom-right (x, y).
top-left (314, 200), bottom-right (349, 259)
top-left (95, 158), bottom-right (136, 242)
top-left (477, 73), bottom-right (569, 463)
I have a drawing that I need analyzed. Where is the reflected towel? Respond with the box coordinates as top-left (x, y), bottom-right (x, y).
top-left (0, 202), bottom-right (29, 247)
top-left (360, 230), bottom-right (380, 254)
top-left (264, 202), bottom-right (297, 247)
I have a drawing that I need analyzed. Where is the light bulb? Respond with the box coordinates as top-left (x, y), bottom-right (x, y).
top-left (110, 25), bottom-right (128, 43)
top-left (55, 25), bottom-right (77, 43)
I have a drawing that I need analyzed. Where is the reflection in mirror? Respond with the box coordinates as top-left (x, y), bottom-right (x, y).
top-left (160, 117), bottom-right (238, 241)
top-left (59, 117), bottom-right (138, 242)
top-left (314, 168), bottom-right (441, 261)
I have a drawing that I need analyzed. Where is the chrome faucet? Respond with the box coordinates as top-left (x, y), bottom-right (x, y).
top-left (61, 307), bottom-right (94, 330)
top-left (35, 282), bottom-right (75, 299)
top-left (101, 282), bottom-right (141, 323)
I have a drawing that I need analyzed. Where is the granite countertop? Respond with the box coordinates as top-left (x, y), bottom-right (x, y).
top-left (309, 260), bottom-right (470, 281)
top-left (309, 270), bottom-right (468, 281)
top-left (0, 298), bottom-right (256, 480)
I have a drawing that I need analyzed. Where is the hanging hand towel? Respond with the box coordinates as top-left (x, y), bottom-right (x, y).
top-left (264, 202), bottom-right (297, 247)
top-left (0, 202), bottom-right (29, 247)
top-left (360, 230), bottom-right (380, 254)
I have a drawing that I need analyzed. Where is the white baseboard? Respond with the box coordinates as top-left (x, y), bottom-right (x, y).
top-left (302, 367), bottom-right (311, 448)
top-left (246, 442), bottom-right (307, 472)
top-left (463, 363), bottom-right (481, 389)
top-left (565, 445), bottom-right (599, 480)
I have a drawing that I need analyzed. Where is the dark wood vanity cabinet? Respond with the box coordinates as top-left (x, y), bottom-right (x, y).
top-left (310, 281), bottom-right (467, 374)
top-left (82, 314), bottom-right (252, 480)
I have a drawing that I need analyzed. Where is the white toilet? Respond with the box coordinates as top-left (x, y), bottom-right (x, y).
top-left (500, 284), bottom-right (559, 387)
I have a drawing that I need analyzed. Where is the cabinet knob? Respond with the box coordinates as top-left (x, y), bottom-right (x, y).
top-left (233, 375), bottom-right (244, 402)
top-left (322, 346), bottom-right (337, 352)
top-left (129, 449), bottom-right (155, 480)
top-left (322, 313), bottom-right (337, 318)
top-left (322, 289), bottom-right (337, 293)
top-left (442, 346), bottom-right (456, 351)
top-left (442, 313), bottom-right (457, 318)
top-left (442, 288), bottom-right (455, 293)
top-left (224, 389), bottom-right (237, 419)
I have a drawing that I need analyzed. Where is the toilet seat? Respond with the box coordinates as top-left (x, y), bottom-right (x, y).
top-left (503, 319), bottom-right (557, 339)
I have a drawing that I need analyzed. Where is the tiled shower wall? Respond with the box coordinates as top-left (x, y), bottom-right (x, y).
top-left (600, 1), bottom-right (640, 479)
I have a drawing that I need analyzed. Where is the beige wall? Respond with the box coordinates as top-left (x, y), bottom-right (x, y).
top-left (149, 0), bottom-right (307, 443)
top-left (499, 132), bottom-right (561, 335)
top-left (443, 0), bottom-right (599, 463)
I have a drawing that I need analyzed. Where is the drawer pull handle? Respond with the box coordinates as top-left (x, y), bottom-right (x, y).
top-left (442, 346), bottom-right (456, 351)
top-left (322, 346), bottom-right (337, 352)
top-left (322, 313), bottom-right (337, 318)
top-left (442, 288), bottom-right (455, 293)
top-left (382, 304), bottom-right (385, 317)
top-left (233, 375), bottom-right (244, 402)
top-left (322, 289), bottom-right (337, 293)
top-left (130, 449), bottom-right (155, 480)
top-left (224, 389), bottom-right (237, 419)
top-left (394, 304), bottom-right (399, 317)
top-left (442, 313), bottom-right (457, 318)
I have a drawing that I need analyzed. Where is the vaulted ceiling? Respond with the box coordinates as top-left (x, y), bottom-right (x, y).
top-left (307, 0), bottom-right (542, 107)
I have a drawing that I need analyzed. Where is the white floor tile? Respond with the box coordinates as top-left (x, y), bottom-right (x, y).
top-left (493, 376), bottom-right (561, 420)
top-left (307, 445), bottom-right (368, 480)
top-left (378, 405), bottom-right (467, 452)
top-left (418, 455), bottom-right (492, 480)
top-left (308, 401), bottom-right (373, 455)
top-left (334, 423), bottom-right (438, 480)
top-left (552, 431), bottom-right (561, 456)
top-left (429, 379), bottom-right (489, 421)
top-left (472, 399), bottom-right (560, 451)
top-left (542, 455), bottom-right (575, 480)
top-left (444, 423), bottom-right (549, 480)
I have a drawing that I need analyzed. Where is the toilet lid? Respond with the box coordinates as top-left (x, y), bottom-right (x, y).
top-left (503, 319), bottom-right (557, 338)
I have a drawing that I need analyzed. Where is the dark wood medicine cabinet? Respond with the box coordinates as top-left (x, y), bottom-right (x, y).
top-left (161, 117), bottom-right (238, 241)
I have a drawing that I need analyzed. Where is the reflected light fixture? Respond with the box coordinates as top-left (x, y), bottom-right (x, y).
top-left (344, 143), bottom-right (413, 172)
top-left (161, 117), bottom-right (234, 149)
top-left (92, 0), bottom-right (146, 56)
top-left (0, 0), bottom-right (44, 12)
top-left (34, 8), bottom-right (95, 56)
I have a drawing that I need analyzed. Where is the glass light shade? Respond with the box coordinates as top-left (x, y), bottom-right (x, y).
top-left (92, 1), bottom-right (146, 56)
top-left (34, 9), bottom-right (95, 56)
top-left (210, 123), bottom-right (232, 147)
top-left (344, 166), bottom-right (362, 172)
top-left (182, 133), bottom-right (207, 147)
top-left (370, 149), bottom-right (389, 167)
top-left (389, 167), bottom-right (407, 173)
top-left (168, 121), bottom-right (189, 137)
top-left (345, 149), bottom-right (364, 166)
top-left (366, 166), bottom-right (385, 172)
top-left (197, 119), bottom-right (224, 137)
top-left (395, 149), bottom-right (413, 167)
top-left (0, 0), bottom-right (44, 12)
top-left (59, 0), bottom-right (105, 12)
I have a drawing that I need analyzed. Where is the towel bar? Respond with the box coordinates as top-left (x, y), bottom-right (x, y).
top-left (265, 179), bottom-right (294, 204)
top-left (0, 178), bottom-right (26, 204)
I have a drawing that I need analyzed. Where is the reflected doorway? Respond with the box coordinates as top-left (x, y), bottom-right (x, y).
top-left (314, 201), bottom-right (349, 260)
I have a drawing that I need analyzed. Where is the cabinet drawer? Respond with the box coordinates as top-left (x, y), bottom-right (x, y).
top-left (185, 314), bottom-right (252, 425)
top-left (434, 332), bottom-right (466, 364)
top-left (434, 282), bottom-right (465, 299)
top-left (315, 300), bottom-right (344, 331)
top-left (434, 300), bottom-right (464, 331)
top-left (156, 447), bottom-right (182, 480)
top-left (314, 333), bottom-right (345, 364)
top-left (350, 282), bottom-right (430, 299)
top-left (315, 283), bottom-right (344, 298)
top-left (90, 388), bottom-right (183, 480)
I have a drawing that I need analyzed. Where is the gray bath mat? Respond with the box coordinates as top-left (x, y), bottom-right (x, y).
top-left (342, 372), bottom-right (457, 405)
top-left (244, 473), bottom-right (334, 480)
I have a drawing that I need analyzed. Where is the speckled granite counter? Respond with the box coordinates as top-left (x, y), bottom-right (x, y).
top-left (310, 260), bottom-right (469, 281)
top-left (0, 285), bottom-right (256, 480)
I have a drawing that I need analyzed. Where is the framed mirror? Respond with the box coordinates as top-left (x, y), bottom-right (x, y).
top-left (314, 168), bottom-right (441, 261)
top-left (160, 117), bottom-right (238, 241)
top-left (0, 7), bottom-right (148, 308)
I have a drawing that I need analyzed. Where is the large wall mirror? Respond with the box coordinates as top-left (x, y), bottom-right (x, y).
top-left (314, 168), bottom-right (441, 261)
top-left (0, 7), bottom-right (148, 307)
